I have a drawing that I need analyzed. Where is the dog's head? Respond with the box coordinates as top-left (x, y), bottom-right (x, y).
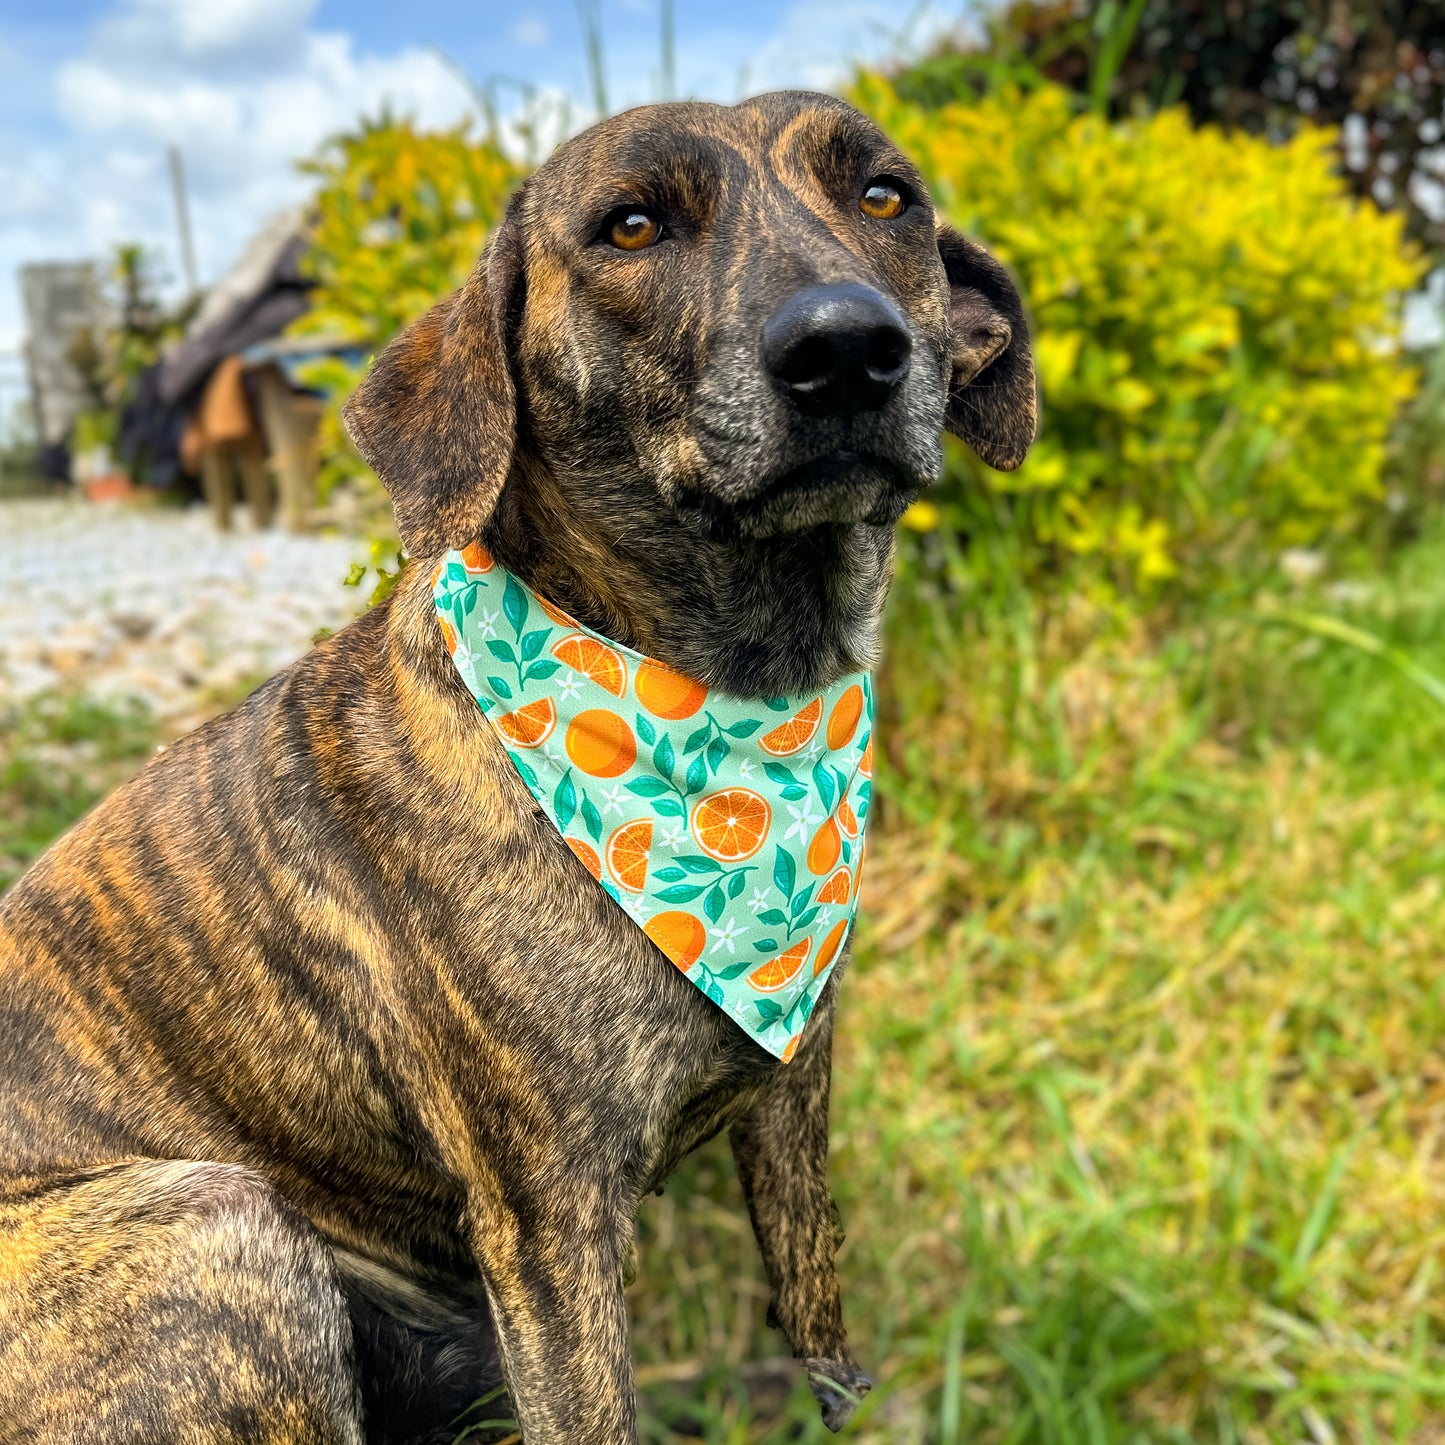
top-left (343, 91), bottom-right (1035, 560)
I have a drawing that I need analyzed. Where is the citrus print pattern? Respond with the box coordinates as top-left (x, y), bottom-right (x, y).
top-left (432, 546), bottom-right (874, 1061)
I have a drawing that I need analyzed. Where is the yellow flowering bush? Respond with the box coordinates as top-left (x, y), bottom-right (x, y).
top-left (288, 118), bottom-right (523, 545)
top-left (856, 76), bottom-right (1426, 587)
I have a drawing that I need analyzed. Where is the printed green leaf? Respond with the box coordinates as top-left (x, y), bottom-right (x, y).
top-left (755, 999), bottom-right (785, 1024)
top-left (754, 938), bottom-right (779, 952)
top-left (502, 574), bottom-right (527, 636)
top-left (520, 627), bottom-right (549, 662)
top-left (654, 798), bottom-right (685, 818)
top-left (654, 866), bottom-right (688, 883)
top-left (704, 737), bottom-right (729, 774)
top-left (553, 770), bottom-right (577, 832)
top-left (656, 883), bottom-right (707, 903)
top-left (683, 723), bottom-right (711, 755)
top-left (486, 639), bottom-right (516, 663)
top-left (794, 906), bottom-right (820, 929)
top-left (445, 561), bottom-right (466, 584)
top-left (833, 766), bottom-right (850, 800)
top-left (790, 883), bottom-right (815, 918)
top-left (676, 855), bottom-right (723, 875)
top-left (524, 660), bottom-right (561, 682)
top-left (487, 675), bottom-right (513, 699)
top-left (812, 758), bottom-right (837, 812)
top-left (627, 777), bottom-right (672, 797)
top-left (727, 871), bottom-right (748, 899)
top-left (684, 753), bottom-right (708, 795)
top-left (716, 958), bottom-right (756, 980)
top-left (764, 761), bottom-right (799, 787)
top-left (463, 588), bottom-right (478, 614)
top-left (636, 714), bottom-right (657, 746)
top-left (704, 885), bottom-right (726, 923)
top-left (773, 844), bottom-right (796, 901)
top-left (781, 785), bottom-right (808, 802)
top-left (725, 719), bottom-right (761, 737)
top-left (706, 981), bottom-right (725, 1007)
top-left (841, 840), bottom-right (852, 866)
top-left (758, 908), bottom-right (788, 926)
top-left (581, 795), bottom-right (603, 842)
top-left (654, 734), bottom-right (675, 780)
top-left (509, 753), bottom-right (540, 792)
top-left (763, 697), bottom-right (790, 712)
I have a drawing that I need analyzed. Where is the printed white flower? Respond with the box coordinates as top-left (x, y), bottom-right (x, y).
top-left (659, 822), bottom-right (686, 853)
top-left (451, 640), bottom-right (474, 670)
top-left (709, 917), bottom-right (747, 954)
top-left (800, 736), bottom-right (825, 764)
top-left (602, 783), bottom-right (629, 817)
top-left (737, 757), bottom-right (756, 780)
top-left (748, 886), bottom-right (771, 915)
top-left (784, 799), bottom-right (822, 843)
top-left (541, 741), bottom-right (566, 768)
top-left (556, 670), bottom-right (585, 701)
top-left (477, 606), bottom-right (501, 637)
top-left (619, 892), bottom-right (651, 924)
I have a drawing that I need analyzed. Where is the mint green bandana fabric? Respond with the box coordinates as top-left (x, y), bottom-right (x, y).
top-left (432, 542), bottom-right (874, 1062)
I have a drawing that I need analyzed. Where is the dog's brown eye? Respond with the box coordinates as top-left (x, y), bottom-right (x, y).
top-left (860, 181), bottom-right (905, 220)
top-left (609, 211), bottom-right (662, 250)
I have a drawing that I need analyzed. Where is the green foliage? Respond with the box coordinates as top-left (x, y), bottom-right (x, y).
top-left (855, 76), bottom-right (1425, 590)
top-left (0, 694), bottom-right (158, 890)
top-left (289, 115), bottom-right (524, 548)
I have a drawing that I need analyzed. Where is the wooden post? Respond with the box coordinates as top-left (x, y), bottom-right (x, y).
top-left (236, 438), bottom-right (273, 529)
top-left (200, 444), bottom-right (233, 531)
top-left (254, 366), bottom-right (312, 533)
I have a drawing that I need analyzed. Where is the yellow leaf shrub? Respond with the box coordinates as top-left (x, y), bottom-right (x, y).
top-left (288, 119), bottom-right (524, 543)
top-left (855, 76), bottom-right (1426, 587)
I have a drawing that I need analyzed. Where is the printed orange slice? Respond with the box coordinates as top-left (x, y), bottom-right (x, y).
top-left (759, 697), bottom-right (822, 756)
top-left (606, 818), bottom-right (654, 893)
top-left (565, 709), bottom-right (637, 777)
top-left (537, 593), bottom-right (578, 627)
top-left (817, 866), bottom-right (851, 904)
top-left (635, 657), bottom-right (707, 719)
top-left (780, 1034), bottom-right (801, 1064)
top-left (494, 697), bottom-right (556, 748)
top-left (565, 836), bottom-right (602, 880)
top-left (806, 816), bottom-right (842, 875)
top-left (439, 617), bottom-right (459, 654)
top-left (460, 540), bottom-right (495, 573)
top-left (836, 790), bottom-right (859, 840)
top-left (748, 937), bottom-right (812, 992)
top-left (827, 684), bottom-right (864, 749)
top-left (552, 633), bottom-right (628, 698)
top-left (858, 737), bottom-right (874, 779)
top-left (691, 788), bottom-right (771, 862)
top-left (813, 918), bottom-right (849, 977)
top-left (643, 910), bottom-right (707, 970)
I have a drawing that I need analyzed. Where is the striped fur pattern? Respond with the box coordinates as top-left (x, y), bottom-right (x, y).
top-left (0, 91), bottom-right (1033, 1443)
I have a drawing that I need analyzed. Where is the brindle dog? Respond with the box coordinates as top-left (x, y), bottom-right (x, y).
top-left (0, 92), bottom-right (1034, 1444)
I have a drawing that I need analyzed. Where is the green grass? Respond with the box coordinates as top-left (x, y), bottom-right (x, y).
top-left (0, 692), bottom-right (160, 890)
top-left (626, 533), bottom-right (1445, 1443)
top-left (7, 531), bottom-right (1445, 1443)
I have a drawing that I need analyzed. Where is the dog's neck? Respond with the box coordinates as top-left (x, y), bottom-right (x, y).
top-left (479, 459), bottom-right (894, 697)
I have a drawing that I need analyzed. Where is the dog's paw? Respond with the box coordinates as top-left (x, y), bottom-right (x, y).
top-left (805, 1357), bottom-right (872, 1432)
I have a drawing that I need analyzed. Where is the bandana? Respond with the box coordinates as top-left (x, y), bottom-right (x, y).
top-left (432, 542), bottom-right (874, 1062)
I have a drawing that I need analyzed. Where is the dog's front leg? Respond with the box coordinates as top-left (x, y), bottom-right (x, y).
top-left (728, 993), bottom-right (871, 1433)
top-left (468, 1189), bottom-right (637, 1444)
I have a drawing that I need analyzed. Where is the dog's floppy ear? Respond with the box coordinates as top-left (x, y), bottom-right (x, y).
top-left (342, 212), bottom-right (524, 557)
top-left (936, 224), bottom-right (1037, 472)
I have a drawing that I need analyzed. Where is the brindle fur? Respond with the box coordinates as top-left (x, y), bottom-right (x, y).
top-left (0, 92), bottom-right (1033, 1444)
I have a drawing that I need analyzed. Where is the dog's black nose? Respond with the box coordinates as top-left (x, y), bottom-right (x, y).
top-left (761, 284), bottom-right (912, 417)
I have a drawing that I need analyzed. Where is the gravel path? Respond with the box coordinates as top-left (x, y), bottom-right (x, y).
top-left (1, 499), bottom-right (365, 729)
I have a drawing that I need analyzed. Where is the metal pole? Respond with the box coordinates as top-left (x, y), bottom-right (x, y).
top-left (661, 0), bottom-right (675, 99)
top-left (167, 145), bottom-right (199, 296)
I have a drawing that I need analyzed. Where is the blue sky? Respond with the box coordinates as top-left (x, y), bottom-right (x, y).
top-left (0, 0), bottom-right (967, 375)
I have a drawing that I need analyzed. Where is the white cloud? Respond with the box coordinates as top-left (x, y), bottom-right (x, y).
top-left (509, 17), bottom-right (549, 48)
